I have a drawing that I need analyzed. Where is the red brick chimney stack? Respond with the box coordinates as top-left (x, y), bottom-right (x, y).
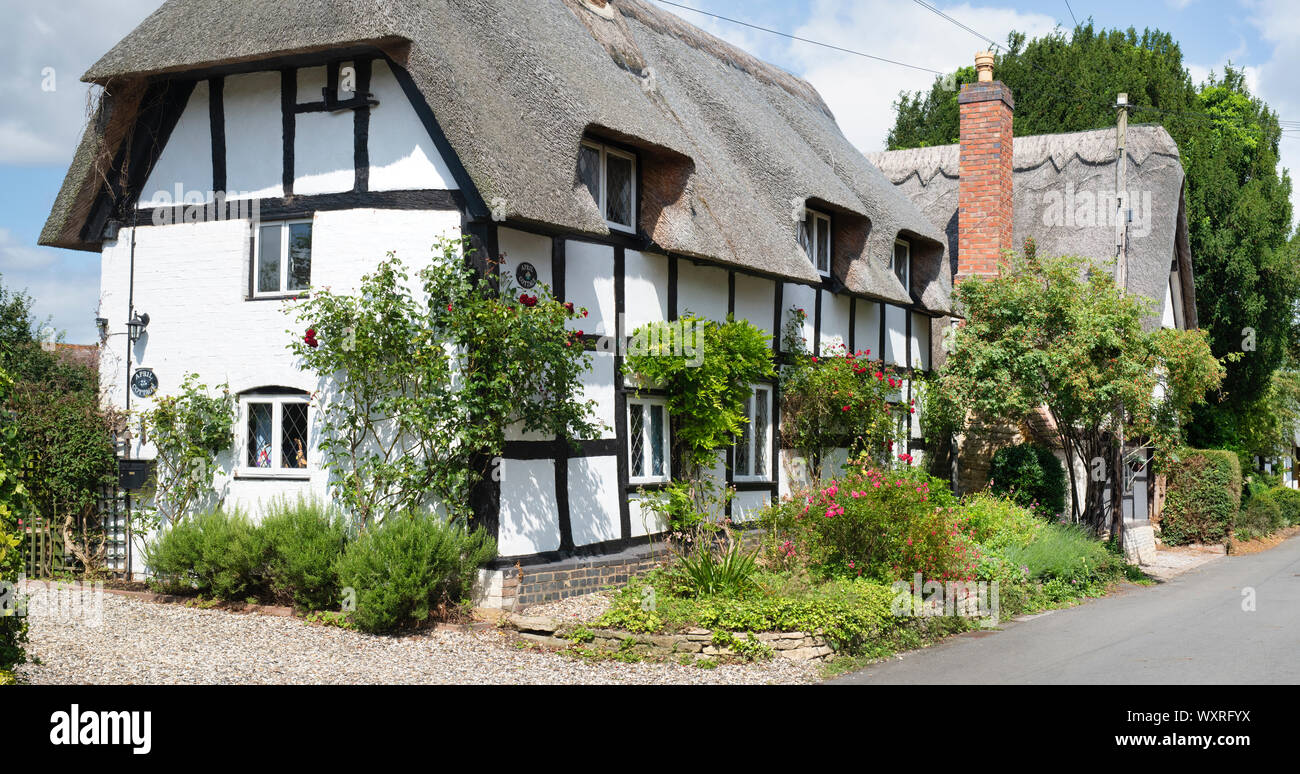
top-left (956, 51), bottom-right (1015, 282)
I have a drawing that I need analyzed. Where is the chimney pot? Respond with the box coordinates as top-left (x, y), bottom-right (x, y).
top-left (975, 51), bottom-right (995, 82)
top-left (956, 58), bottom-right (1014, 283)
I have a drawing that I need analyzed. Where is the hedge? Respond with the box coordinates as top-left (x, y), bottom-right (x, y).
top-left (988, 442), bottom-right (1068, 517)
top-left (1160, 448), bottom-right (1240, 546)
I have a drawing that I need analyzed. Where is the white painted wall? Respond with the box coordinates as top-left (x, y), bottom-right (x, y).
top-left (141, 81), bottom-right (213, 206)
top-left (564, 240), bottom-right (616, 337)
top-left (855, 301), bottom-right (881, 360)
top-left (368, 60), bottom-right (458, 191)
top-left (820, 290), bottom-right (851, 353)
top-left (910, 312), bottom-right (931, 371)
top-left (624, 250), bottom-right (669, 330)
top-left (732, 273), bottom-right (775, 336)
top-left (294, 109), bottom-right (355, 195)
top-left (568, 455), bottom-right (622, 546)
top-left (498, 458), bottom-right (561, 555)
top-left (224, 71), bottom-right (285, 200)
top-left (884, 303), bottom-right (907, 367)
top-left (781, 283), bottom-right (817, 352)
top-left (677, 261), bottom-right (729, 322)
top-left (100, 209), bottom-right (461, 574)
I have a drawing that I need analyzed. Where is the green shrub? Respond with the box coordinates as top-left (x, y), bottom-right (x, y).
top-left (674, 540), bottom-right (758, 597)
top-left (1160, 448), bottom-right (1241, 546)
top-left (259, 498), bottom-right (348, 610)
top-left (333, 513), bottom-right (496, 633)
top-left (143, 509), bottom-right (264, 599)
top-left (960, 491), bottom-right (1043, 551)
top-left (1270, 486), bottom-right (1300, 527)
top-left (761, 465), bottom-right (975, 583)
top-left (1000, 523), bottom-right (1119, 587)
top-left (1235, 490), bottom-right (1284, 541)
top-left (988, 443), bottom-right (1068, 517)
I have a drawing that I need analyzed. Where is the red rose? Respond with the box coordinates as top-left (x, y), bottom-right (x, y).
top-left (565, 302), bottom-right (574, 313)
top-left (874, 371), bottom-right (883, 380)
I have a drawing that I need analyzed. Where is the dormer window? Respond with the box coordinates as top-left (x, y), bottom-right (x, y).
top-left (579, 139), bottom-right (637, 233)
top-left (891, 238), bottom-right (910, 290)
top-left (799, 208), bottom-right (832, 277)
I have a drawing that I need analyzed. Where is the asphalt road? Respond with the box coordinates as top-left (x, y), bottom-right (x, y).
top-left (833, 534), bottom-right (1300, 684)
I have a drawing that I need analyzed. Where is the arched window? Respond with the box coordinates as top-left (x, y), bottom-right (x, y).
top-left (238, 388), bottom-right (310, 476)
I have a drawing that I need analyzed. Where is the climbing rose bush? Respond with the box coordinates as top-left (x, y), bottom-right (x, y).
top-left (761, 464), bottom-right (978, 583)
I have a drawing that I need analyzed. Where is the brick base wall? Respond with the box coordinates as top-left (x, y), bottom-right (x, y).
top-left (475, 544), bottom-right (666, 610)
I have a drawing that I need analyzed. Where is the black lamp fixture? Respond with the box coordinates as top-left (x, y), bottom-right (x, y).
top-left (126, 312), bottom-right (150, 343)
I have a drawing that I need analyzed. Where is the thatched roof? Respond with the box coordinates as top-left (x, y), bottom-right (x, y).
top-left (869, 124), bottom-right (1196, 328)
top-left (41, 0), bottom-right (952, 312)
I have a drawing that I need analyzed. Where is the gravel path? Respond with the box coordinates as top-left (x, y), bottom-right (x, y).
top-left (17, 587), bottom-right (815, 685)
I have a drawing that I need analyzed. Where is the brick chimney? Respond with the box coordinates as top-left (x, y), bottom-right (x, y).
top-left (956, 51), bottom-right (1014, 281)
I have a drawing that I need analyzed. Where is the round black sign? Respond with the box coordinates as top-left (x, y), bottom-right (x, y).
top-left (516, 262), bottom-right (538, 289)
top-left (131, 368), bottom-right (158, 398)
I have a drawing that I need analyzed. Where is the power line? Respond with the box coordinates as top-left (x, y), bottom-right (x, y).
top-left (909, 0), bottom-right (1001, 51)
top-left (650, 0), bottom-right (946, 75)
top-left (1064, 0), bottom-right (1080, 28)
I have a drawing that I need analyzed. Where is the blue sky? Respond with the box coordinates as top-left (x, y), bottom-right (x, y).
top-left (2, 0), bottom-right (1296, 343)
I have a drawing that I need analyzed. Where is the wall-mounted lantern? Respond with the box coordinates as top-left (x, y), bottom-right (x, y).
top-left (126, 312), bottom-right (150, 343)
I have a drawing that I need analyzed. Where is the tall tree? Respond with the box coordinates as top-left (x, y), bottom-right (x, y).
top-left (887, 24), bottom-right (1300, 449)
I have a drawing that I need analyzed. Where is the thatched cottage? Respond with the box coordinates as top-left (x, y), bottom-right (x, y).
top-left (41, 0), bottom-right (1194, 593)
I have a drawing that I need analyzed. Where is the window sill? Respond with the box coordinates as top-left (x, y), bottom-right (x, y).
top-left (235, 470), bottom-right (312, 481)
top-left (246, 293), bottom-right (309, 302)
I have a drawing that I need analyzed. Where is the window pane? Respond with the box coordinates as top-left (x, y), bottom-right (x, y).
top-left (281, 402), bottom-right (308, 469)
top-left (799, 217), bottom-right (814, 261)
top-left (629, 404), bottom-right (645, 478)
top-left (257, 225), bottom-right (281, 293)
top-left (894, 242), bottom-right (909, 286)
top-left (736, 394), bottom-right (751, 477)
top-left (649, 404), bottom-right (666, 477)
top-left (605, 152), bottom-right (633, 227)
top-left (287, 223), bottom-right (312, 292)
top-left (755, 388), bottom-right (769, 477)
top-left (247, 403), bottom-right (273, 468)
top-left (579, 145), bottom-right (601, 204)
top-left (817, 216), bottom-right (831, 272)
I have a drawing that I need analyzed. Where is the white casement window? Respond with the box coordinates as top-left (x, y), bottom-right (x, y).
top-left (891, 238), bottom-right (910, 290)
top-left (579, 140), bottom-right (637, 233)
top-left (240, 393), bottom-right (311, 477)
top-left (798, 208), bottom-right (832, 277)
top-left (253, 219), bottom-right (313, 297)
top-left (734, 385), bottom-right (773, 481)
top-left (628, 397), bottom-right (670, 483)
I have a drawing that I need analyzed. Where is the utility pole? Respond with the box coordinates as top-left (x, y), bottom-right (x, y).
top-left (1111, 93), bottom-right (1130, 550)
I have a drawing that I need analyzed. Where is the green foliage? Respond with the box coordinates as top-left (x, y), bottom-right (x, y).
top-left (0, 368), bottom-right (30, 674)
top-left (943, 251), bottom-right (1224, 527)
top-left (1270, 486), bottom-right (1300, 528)
top-left (1, 274), bottom-right (117, 574)
top-left (625, 316), bottom-right (773, 475)
top-left (143, 509), bottom-right (265, 600)
top-left (1160, 448), bottom-right (1241, 545)
top-left (1000, 523), bottom-right (1121, 588)
top-left (674, 540), bottom-right (759, 597)
top-left (600, 571), bottom-right (971, 656)
top-left (332, 512), bottom-right (497, 633)
top-left (780, 327), bottom-right (909, 478)
top-left (141, 374), bottom-right (236, 527)
top-left (761, 464), bottom-right (976, 583)
top-left (988, 442), bottom-right (1068, 517)
top-left (258, 498), bottom-right (348, 610)
top-left (1235, 489), bottom-right (1284, 541)
top-left (290, 236), bottom-right (599, 527)
top-left (959, 491), bottom-right (1044, 551)
top-left (886, 27), bottom-right (1300, 442)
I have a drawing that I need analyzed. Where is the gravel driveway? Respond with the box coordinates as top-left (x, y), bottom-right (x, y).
top-left (17, 586), bottom-right (815, 685)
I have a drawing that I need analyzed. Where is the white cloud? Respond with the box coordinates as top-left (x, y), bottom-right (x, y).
top-left (0, 228), bottom-right (55, 271)
top-left (1242, 0), bottom-right (1300, 229)
top-left (0, 0), bottom-right (162, 165)
top-left (785, 0), bottom-right (1059, 153)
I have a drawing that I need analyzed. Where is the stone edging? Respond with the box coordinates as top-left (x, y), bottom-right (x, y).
top-left (503, 614), bottom-right (834, 662)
